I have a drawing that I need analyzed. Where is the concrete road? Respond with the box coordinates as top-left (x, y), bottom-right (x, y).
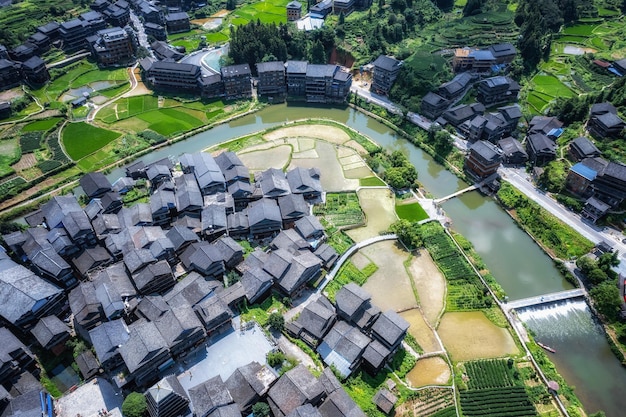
top-left (350, 83), bottom-right (403, 115)
top-left (499, 166), bottom-right (626, 267)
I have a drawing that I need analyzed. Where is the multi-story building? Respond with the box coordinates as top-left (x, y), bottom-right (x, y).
top-left (60, 19), bottom-right (88, 51)
top-left (139, 2), bottom-right (165, 25)
top-left (221, 64), bottom-right (252, 99)
top-left (102, 3), bottom-right (131, 28)
top-left (465, 140), bottom-right (502, 180)
top-left (305, 64), bottom-right (336, 103)
top-left (588, 102), bottom-right (625, 139)
top-left (328, 68), bottom-right (352, 103)
top-left (199, 73), bottom-right (224, 99)
top-left (371, 55), bottom-right (401, 95)
top-left (80, 11), bottom-right (107, 35)
top-left (286, 1), bottom-right (302, 21)
top-left (144, 22), bottom-right (167, 41)
top-left (333, 0), bottom-right (355, 15)
top-left (257, 61), bottom-right (286, 98)
top-left (286, 60), bottom-right (307, 97)
top-left (476, 76), bottom-right (519, 106)
top-left (37, 21), bottom-right (61, 41)
top-left (89, 27), bottom-right (135, 66)
top-left (21, 56), bottom-right (50, 86)
top-left (0, 59), bottom-right (21, 90)
top-left (420, 92), bottom-right (449, 120)
top-left (165, 12), bottom-right (190, 34)
top-left (145, 61), bottom-right (201, 92)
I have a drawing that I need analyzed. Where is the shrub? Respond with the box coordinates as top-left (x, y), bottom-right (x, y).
top-left (20, 132), bottom-right (43, 153)
top-left (122, 392), bottom-right (147, 417)
top-left (266, 351), bottom-right (285, 367)
top-left (267, 312), bottom-right (285, 332)
top-left (252, 402), bottom-right (271, 417)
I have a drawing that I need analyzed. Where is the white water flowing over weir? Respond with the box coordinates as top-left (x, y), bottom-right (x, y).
top-left (516, 299), bottom-right (626, 417)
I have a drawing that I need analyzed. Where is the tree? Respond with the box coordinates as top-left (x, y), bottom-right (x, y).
top-left (226, 0), bottom-right (236, 10)
top-left (463, 0), bottom-right (484, 16)
top-left (308, 39), bottom-right (326, 64)
top-left (122, 392), bottom-right (147, 417)
top-left (338, 11), bottom-right (345, 25)
top-left (266, 350), bottom-right (285, 367)
top-left (590, 280), bottom-right (621, 322)
top-left (435, 0), bottom-right (454, 12)
top-left (267, 312), bottom-right (285, 332)
top-left (252, 402), bottom-right (271, 417)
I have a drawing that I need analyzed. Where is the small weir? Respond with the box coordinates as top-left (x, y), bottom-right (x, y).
top-left (517, 300), bottom-right (626, 416)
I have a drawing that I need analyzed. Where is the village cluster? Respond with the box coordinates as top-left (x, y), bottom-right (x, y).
top-left (0, 148), bottom-right (409, 417)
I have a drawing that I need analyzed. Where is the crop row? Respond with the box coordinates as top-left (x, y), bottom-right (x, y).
top-left (460, 386), bottom-right (537, 417)
top-left (465, 359), bottom-right (515, 390)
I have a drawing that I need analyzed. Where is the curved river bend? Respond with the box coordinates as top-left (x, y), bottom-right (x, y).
top-left (108, 103), bottom-right (626, 416)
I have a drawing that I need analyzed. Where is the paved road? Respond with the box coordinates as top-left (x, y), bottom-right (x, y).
top-left (499, 166), bottom-right (626, 266)
top-left (130, 10), bottom-right (153, 57)
top-left (350, 83), bottom-right (403, 115)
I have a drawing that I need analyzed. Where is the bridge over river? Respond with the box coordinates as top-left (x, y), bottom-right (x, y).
top-left (503, 288), bottom-right (587, 311)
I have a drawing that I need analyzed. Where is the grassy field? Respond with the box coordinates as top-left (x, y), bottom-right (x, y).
top-left (395, 201), bottom-right (429, 222)
top-left (0, 138), bottom-right (20, 178)
top-left (97, 94), bottom-right (228, 137)
top-left (62, 122), bottom-right (121, 161)
top-left (359, 176), bottom-right (385, 186)
top-left (22, 118), bottom-right (62, 132)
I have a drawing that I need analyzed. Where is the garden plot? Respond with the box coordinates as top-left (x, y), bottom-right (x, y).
top-left (406, 357), bottom-right (451, 387)
top-left (345, 188), bottom-right (397, 242)
top-left (360, 240), bottom-right (416, 312)
top-left (238, 145), bottom-right (292, 170)
top-left (400, 309), bottom-right (441, 353)
top-left (264, 124), bottom-right (350, 144)
top-left (408, 251), bottom-right (446, 326)
top-left (287, 140), bottom-right (360, 191)
top-left (438, 312), bottom-right (518, 361)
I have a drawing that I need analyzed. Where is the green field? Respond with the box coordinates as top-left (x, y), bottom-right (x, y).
top-left (359, 176), bottom-right (386, 186)
top-left (135, 108), bottom-right (204, 136)
top-left (232, 0), bottom-right (290, 25)
top-left (62, 122), bottom-right (121, 160)
top-left (21, 118), bottom-right (62, 132)
top-left (395, 202), bottom-right (428, 222)
top-left (562, 24), bottom-right (597, 36)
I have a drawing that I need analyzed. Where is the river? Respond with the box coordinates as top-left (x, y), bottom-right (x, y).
top-left (107, 103), bottom-right (626, 416)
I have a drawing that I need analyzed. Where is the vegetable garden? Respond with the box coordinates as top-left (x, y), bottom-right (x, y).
top-left (459, 387), bottom-right (537, 417)
top-left (313, 192), bottom-right (365, 227)
top-left (464, 359), bottom-right (516, 390)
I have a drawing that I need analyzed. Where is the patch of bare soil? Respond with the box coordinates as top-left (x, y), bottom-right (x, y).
top-left (408, 250), bottom-right (446, 326)
top-left (12, 154), bottom-right (37, 171)
top-left (264, 125), bottom-right (350, 144)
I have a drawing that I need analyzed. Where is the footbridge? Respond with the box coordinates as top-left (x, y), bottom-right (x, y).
top-left (434, 184), bottom-right (479, 204)
top-left (503, 288), bottom-right (587, 311)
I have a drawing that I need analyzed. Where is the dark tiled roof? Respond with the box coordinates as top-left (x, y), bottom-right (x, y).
top-left (371, 310), bottom-right (409, 347)
top-left (257, 61), bottom-right (285, 73)
top-left (334, 283), bottom-right (370, 318)
top-left (267, 365), bottom-right (325, 416)
top-left (225, 361), bottom-right (276, 412)
top-left (119, 320), bottom-right (169, 373)
top-left (372, 55), bottom-right (401, 72)
top-left (31, 315), bottom-right (69, 348)
top-left (286, 60), bottom-right (308, 74)
top-left (319, 388), bottom-right (366, 417)
top-left (188, 375), bottom-right (233, 416)
top-left (89, 319), bottom-right (129, 365)
top-left (221, 64), bottom-right (251, 78)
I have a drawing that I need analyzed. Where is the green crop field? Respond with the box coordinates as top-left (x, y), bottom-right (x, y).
top-left (62, 122), bottom-right (121, 160)
top-left (71, 68), bottom-right (128, 87)
top-left (313, 192), bottom-right (365, 227)
top-left (562, 24), bottom-right (597, 36)
top-left (395, 202), bottom-right (429, 222)
top-left (531, 75), bottom-right (575, 98)
top-left (359, 176), bottom-right (385, 186)
top-left (21, 118), bottom-right (62, 132)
